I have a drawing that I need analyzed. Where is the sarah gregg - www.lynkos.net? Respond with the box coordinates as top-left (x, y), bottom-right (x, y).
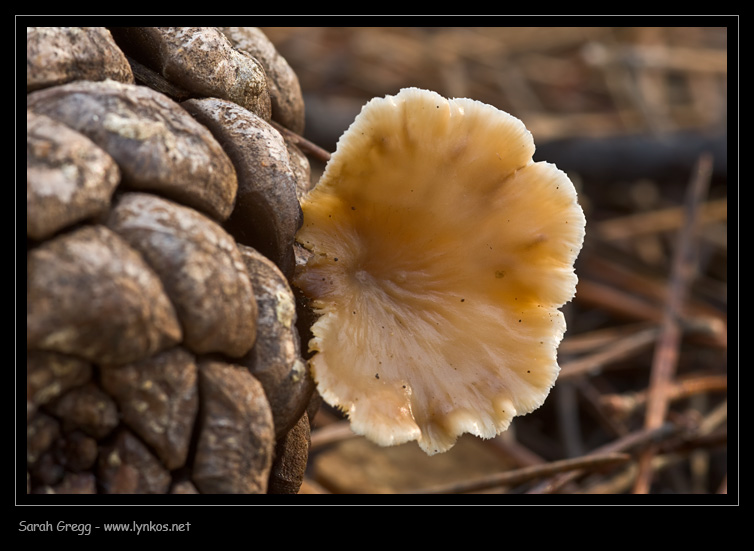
top-left (19, 520), bottom-right (192, 535)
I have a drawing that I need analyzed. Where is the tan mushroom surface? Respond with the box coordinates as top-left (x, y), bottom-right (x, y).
top-left (294, 87), bottom-right (586, 455)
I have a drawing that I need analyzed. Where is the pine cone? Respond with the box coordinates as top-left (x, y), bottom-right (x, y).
top-left (26, 26), bottom-right (316, 494)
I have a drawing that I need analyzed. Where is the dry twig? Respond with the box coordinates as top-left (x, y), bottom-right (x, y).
top-left (413, 452), bottom-right (631, 494)
top-left (633, 153), bottom-right (714, 493)
top-left (527, 421), bottom-right (682, 494)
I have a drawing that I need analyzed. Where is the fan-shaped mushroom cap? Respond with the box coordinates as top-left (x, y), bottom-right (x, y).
top-left (294, 88), bottom-right (585, 455)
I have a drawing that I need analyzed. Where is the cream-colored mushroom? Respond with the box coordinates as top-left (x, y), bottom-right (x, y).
top-left (294, 87), bottom-right (586, 455)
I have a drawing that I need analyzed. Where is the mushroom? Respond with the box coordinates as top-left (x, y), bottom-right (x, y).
top-left (294, 88), bottom-right (586, 455)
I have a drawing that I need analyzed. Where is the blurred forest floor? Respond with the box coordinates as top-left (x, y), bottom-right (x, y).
top-left (262, 25), bottom-right (732, 496)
